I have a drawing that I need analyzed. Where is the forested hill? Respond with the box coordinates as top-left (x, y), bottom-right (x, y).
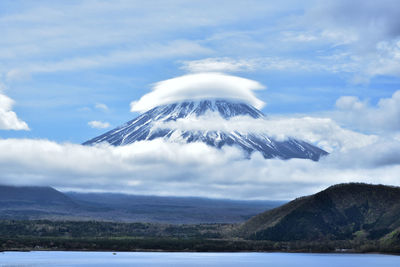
top-left (238, 183), bottom-right (400, 247)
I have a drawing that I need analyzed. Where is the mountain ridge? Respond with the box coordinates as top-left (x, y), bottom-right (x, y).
top-left (84, 99), bottom-right (328, 161)
top-left (0, 185), bottom-right (283, 223)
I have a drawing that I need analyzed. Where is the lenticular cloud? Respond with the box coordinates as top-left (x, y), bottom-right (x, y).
top-left (130, 72), bottom-right (266, 112)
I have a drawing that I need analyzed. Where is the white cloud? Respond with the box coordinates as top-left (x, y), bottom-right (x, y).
top-left (307, 0), bottom-right (400, 46)
top-left (95, 103), bottom-right (109, 112)
top-left (130, 72), bottom-right (266, 112)
top-left (5, 69), bottom-right (31, 82)
top-left (173, 2), bottom-right (400, 82)
top-left (88, 120), bottom-right (110, 129)
top-left (2, 1), bottom-right (399, 83)
top-left (333, 90), bottom-right (400, 133)
top-left (0, 93), bottom-right (29, 130)
top-left (181, 57), bottom-right (255, 73)
top-left (153, 114), bottom-right (377, 152)
top-left (325, 139), bottom-right (400, 169)
top-left (1, 1), bottom-right (400, 200)
top-left (181, 57), bottom-right (332, 74)
top-left (179, 56), bottom-right (361, 76)
top-left (0, 0), bottom-right (278, 60)
top-left (298, 0), bottom-right (400, 81)
top-left (281, 31), bottom-right (319, 42)
top-left (0, 1), bottom-right (277, 77)
top-left (0, 137), bottom-right (399, 200)
top-left (363, 39), bottom-right (400, 78)
top-left (6, 40), bottom-right (211, 77)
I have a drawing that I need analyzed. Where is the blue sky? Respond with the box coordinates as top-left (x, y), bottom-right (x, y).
top-left (1, 0), bottom-right (400, 198)
top-left (1, 0), bottom-right (399, 142)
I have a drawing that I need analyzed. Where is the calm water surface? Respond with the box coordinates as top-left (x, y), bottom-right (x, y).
top-left (0, 251), bottom-right (398, 267)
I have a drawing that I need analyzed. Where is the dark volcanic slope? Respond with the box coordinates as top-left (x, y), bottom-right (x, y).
top-left (238, 183), bottom-right (400, 242)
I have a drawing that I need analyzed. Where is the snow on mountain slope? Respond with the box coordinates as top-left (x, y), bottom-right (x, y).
top-left (83, 99), bottom-right (328, 161)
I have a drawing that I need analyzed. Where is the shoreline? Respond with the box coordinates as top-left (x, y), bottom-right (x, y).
top-left (1, 248), bottom-right (399, 256)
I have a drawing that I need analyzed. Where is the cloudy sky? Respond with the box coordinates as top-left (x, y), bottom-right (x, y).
top-left (1, 0), bottom-right (400, 199)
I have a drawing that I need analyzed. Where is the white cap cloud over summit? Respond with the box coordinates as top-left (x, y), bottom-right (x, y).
top-left (130, 73), bottom-right (265, 112)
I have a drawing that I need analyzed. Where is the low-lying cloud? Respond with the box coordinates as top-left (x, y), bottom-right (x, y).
top-left (0, 134), bottom-right (399, 200)
top-left (130, 73), bottom-right (265, 112)
top-left (153, 114), bottom-right (377, 152)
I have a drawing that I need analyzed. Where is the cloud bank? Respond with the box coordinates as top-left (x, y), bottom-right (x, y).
top-left (0, 136), bottom-right (399, 200)
top-left (153, 114), bottom-right (377, 152)
top-left (0, 93), bottom-right (29, 130)
top-left (130, 73), bottom-right (265, 112)
top-left (0, 88), bottom-right (398, 200)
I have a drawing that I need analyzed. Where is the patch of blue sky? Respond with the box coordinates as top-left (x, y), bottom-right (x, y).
top-left (1, 0), bottom-right (400, 142)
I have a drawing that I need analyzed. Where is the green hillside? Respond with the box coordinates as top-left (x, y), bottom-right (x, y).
top-left (237, 183), bottom-right (400, 251)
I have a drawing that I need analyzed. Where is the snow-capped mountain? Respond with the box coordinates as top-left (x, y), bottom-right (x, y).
top-left (83, 99), bottom-right (328, 161)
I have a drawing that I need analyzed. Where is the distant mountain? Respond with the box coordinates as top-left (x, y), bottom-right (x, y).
top-left (0, 185), bottom-right (79, 220)
top-left (0, 185), bottom-right (75, 206)
top-left (67, 192), bottom-right (284, 224)
top-left (0, 185), bottom-right (284, 223)
top-left (83, 99), bottom-right (328, 161)
top-left (238, 183), bottom-right (400, 244)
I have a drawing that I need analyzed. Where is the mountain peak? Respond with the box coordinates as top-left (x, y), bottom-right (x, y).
top-left (84, 98), bottom-right (327, 161)
top-left (147, 99), bottom-right (264, 120)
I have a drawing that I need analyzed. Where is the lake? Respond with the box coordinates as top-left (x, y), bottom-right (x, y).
top-left (0, 251), bottom-right (398, 266)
